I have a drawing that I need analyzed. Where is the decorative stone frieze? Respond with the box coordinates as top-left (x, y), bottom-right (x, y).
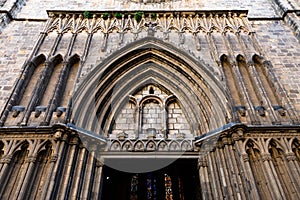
top-left (45, 11), bottom-right (252, 35)
top-left (108, 138), bottom-right (194, 152)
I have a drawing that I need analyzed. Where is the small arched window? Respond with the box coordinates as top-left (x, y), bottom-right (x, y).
top-left (149, 87), bottom-right (154, 94)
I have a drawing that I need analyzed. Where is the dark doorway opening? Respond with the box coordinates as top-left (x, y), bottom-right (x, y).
top-left (101, 159), bottom-right (199, 200)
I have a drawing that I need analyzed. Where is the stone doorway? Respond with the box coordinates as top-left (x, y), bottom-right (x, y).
top-left (101, 159), bottom-right (200, 200)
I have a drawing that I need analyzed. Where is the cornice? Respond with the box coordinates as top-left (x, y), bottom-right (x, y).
top-left (44, 10), bottom-right (253, 35)
top-left (0, 122), bottom-right (298, 137)
top-left (194, 123), bottom-right (300, 145)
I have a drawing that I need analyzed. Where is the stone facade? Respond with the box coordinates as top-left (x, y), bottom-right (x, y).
top-left (0, 0), bottom-right (299, 199)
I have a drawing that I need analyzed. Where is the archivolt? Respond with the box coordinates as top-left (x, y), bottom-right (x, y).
top-left (71, 37), bottom-right (233, 136)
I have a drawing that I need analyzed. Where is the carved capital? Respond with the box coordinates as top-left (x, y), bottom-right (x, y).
top-left (261, 153), bottom-right (272, 162)
top-left (198, 156), bottom-right (208, 168)
top-left (51, 154), bottom-right (58, 162)
top-left (285, 152), bottom-right (297, 161)
top-left (25, 155), bottom-right (37, 163)
top-left (61, 133), bottom-right (69, 141)
top-left (53, 130), bottom-right (62, 139)
top-left (0, 155), bottom-right (12, 164)
top-left (231, 133), bottom-right (239, 141)
top-left (96, 160), bottom-right (104, 168)
top-left (221, 137), bottom-right (229, 145)
top-left (69, 137), bottom-right (79, 145)
top-left (241, 153), bottom-right (249, 162)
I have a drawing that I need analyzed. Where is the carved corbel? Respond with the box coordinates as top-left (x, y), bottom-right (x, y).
top-left (273, 105), bottom-right (286, 116)
top-left (53, 130), bottom-right (63, 140)
top-left (56, 107), bottom-right (66, 117)
top-left (117, 131), bottom-right (128, 141)
top-left (34, 106), bottom-right (47, 118)
top-left (145, 21), bottom-right (157, 37)
top-left (255, 106), bottom-right (265, 117)
top-left (146, 128), bottom-right (156, 139)
top-left (12, 106), bottom-right (25, 118)
top-left (235, 106), bottom-right (246, 116)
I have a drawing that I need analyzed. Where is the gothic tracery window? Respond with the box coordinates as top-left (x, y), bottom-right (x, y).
top-left (111, 84), bottom-right (191, 139)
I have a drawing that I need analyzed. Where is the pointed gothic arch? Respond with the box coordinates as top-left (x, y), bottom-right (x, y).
top-left (71, 37), bottom-right (234, 137)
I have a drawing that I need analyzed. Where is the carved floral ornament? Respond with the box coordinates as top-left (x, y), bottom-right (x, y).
top-left (45, 11), bottom-right (253, 35)
top-left (128, 0), bottom-right (183, 3)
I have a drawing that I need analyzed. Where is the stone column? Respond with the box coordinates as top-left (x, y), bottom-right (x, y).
top-left (215, 143), bottom-right (234, 200)
top-left (0, 155), bottom-right (12, 179)
top-left (38, 153), bottom-right (59, 199)
top-left (198, 155), bottom-right (211, 200)
top-left (69, 146), bottom-right (87, 199)
top-left (44, 61), bottom-right (69, 124)
top-left (260, 152), bottom-right (286, 200)
top-left (207, 151), bottom-right (222, 199)
top-left (285, 152), bottom-right (300, 186)
top-left (278, 152), bottom-right (300, 199)
top-left (15, 155), bottom-right (37, 200)
top-left (233, 131), bottom-right (260, 199)
top-left (0, 154), bottom-right (12, 195)
top-left (91, 158), bottom-right (104, 200)
top-left (162, 103), bottom-right (167, 137)
top-left (248, 63), bottom-right (277, 122)
top-left (222, 136), bottom-right (244, 200)
top-left (58, 136), bottom-right (79, 199)
top-left (45, 132), bottom-right (68, 199)
top-left (19, 60), bottom-right (57, 125)
top-left (230, 135), bottom-right (248, 200)
top-left (81, 149), bottom-right (96, 200)
top-left (231, 63), bottom-right (260, 124)
top-left (135, 105), bottom-right (140, 138)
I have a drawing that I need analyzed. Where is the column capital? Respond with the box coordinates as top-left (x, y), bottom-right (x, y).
top-left (261, 153), bottom-right (272, 162)
top-left (241, 153), bottom-right (249, 162)
top-left (285, 152), bottom-right (297, 161)
top-left (198, 156), bottom-right (208, 168)
top-left (0, 155), bottom-right (12, 164)
top-left (51, 154), bottom-right (58, 162)
top-left (25, 155), bottom-right (37, 163)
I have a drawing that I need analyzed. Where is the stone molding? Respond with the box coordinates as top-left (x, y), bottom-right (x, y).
top-left (45, 11), bottom-right (252, 35)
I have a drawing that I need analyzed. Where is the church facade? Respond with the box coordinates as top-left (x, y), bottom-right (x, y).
top-left (0, 0), bottom-right (300, 199)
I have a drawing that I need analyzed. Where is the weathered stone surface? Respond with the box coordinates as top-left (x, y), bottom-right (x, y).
top-left (0, 0), bottom-right (299, 199)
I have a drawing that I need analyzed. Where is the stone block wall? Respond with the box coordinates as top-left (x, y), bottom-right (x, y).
top-left (14, 0), bottom-right (280, 19)
top-left (0, 0), bottom-right (299, 122)
top-left (0, 21), bottom-right (43, 113)
top-left (252, 20), bottom-right (300, 111)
